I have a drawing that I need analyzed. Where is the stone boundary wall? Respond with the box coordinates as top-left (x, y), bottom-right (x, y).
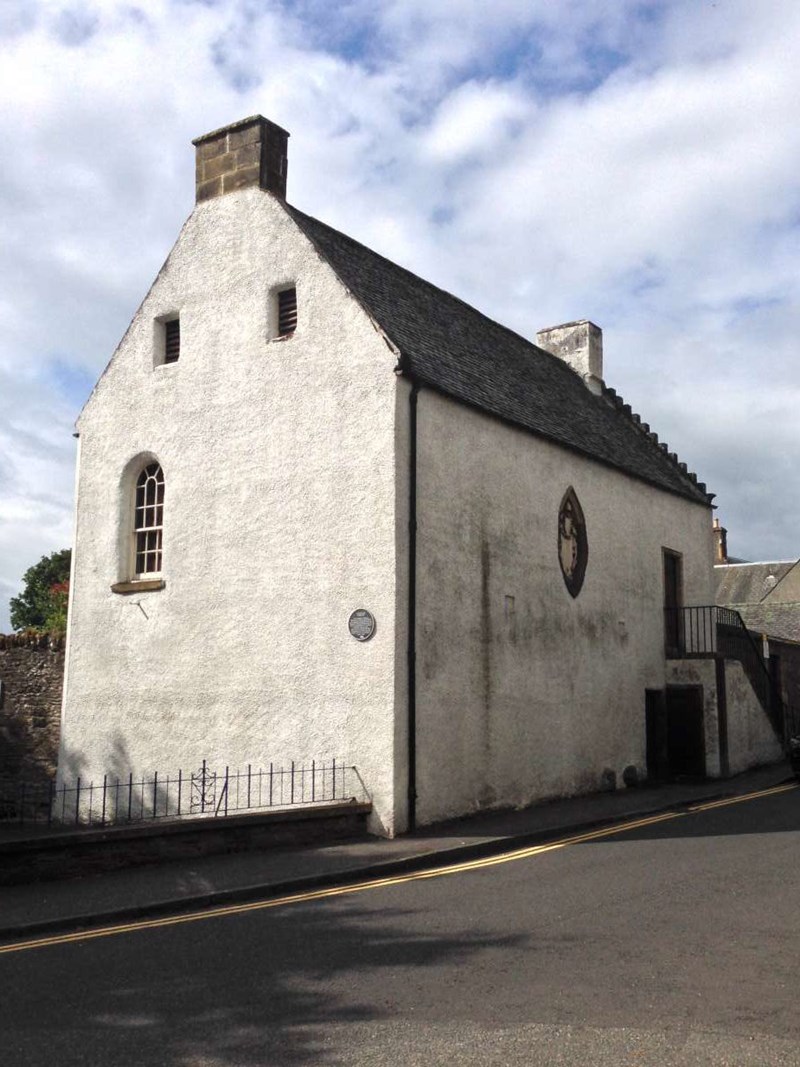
top-left (0, 801), bottom-right (372, 885)
top-left (0, 634), bottom-right (65, 783)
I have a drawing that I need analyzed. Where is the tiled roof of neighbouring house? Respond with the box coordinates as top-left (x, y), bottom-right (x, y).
top-left (723, 603), bottom-right (800, 645)
top-left (715, 561), bottom-right (799, 605)
top-left (286, 204), bottom-right (711, 506)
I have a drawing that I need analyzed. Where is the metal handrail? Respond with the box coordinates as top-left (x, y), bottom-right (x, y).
top-left (664, 605), bottom-right (780, 735)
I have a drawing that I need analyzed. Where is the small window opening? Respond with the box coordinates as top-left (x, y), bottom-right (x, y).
top-left (134, 463), bottom-right (164, 577)
top-left (164, 319), bottom-right (180, 363)
top-left (277, 287), bottom-right (297, 336)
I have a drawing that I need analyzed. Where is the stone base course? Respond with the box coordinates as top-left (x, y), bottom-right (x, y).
top-left (0, 801), bottom-right (371, 885)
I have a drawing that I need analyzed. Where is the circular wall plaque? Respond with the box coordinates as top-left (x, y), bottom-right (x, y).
top-left (348, 608), bottom-right (376, 642)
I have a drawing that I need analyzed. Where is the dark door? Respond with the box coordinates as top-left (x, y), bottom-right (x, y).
top-left (663, 550), bottom-right (683, 656)
top-left (666, 685), bottom-right (705, 778)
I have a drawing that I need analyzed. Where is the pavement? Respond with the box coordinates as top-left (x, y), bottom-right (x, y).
top-left (0, 760), bottom-right (793, 944)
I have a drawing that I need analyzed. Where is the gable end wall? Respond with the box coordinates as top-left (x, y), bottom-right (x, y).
top-left (61, 187), bottom-right (402, 834)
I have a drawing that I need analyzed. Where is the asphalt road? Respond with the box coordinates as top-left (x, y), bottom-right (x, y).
top-left (3, 785), bottom-right (800, 1066)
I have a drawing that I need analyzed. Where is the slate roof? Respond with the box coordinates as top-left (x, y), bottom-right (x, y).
top-left (715, 560), bottom-right (800, 643)
top-left (724, 604), bottom-right (800, 645)
top-left (715, 562), bottom-right (798, 605)
top-left (286, 205), bottom-right (712, 507)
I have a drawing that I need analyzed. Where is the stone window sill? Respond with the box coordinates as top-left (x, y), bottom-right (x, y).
top-left (110, 579), bottom-right (166, 595)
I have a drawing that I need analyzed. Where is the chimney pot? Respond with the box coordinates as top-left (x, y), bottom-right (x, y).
top-left (192, 115), bottom-right (290, 203)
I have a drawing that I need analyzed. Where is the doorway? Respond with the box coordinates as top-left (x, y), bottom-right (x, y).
top-left (665, 685), bottom-right (705, 778)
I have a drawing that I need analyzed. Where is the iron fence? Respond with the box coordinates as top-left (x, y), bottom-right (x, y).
top-left (0, 759), bottom-right (368, 829)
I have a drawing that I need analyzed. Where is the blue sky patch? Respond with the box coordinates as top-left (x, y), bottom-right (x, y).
top-left (45, 359), bottom-right (95, 410)
top-left (52, 5), bottom-right (99, 47)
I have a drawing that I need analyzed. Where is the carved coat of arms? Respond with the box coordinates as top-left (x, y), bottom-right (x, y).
top-left (558, 487), bottom-right (588, 598)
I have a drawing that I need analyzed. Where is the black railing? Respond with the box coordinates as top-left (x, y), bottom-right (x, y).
top-left (664, 605), bottom-right (780, 735)
top-left (0, 759), bottom-right (368, 829)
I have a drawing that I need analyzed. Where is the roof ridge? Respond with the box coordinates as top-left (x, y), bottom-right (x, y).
top-left (717, 560), bottom-right (799, 568)
top-left (760, 557), bottom-right (800, 602)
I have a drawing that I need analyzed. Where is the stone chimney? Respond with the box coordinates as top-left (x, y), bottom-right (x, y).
top-left (192, 115), bottom-right (289, 203)
top-left (713, 517), bottom-right (728, 564)
top-left (536, 320), bottom-right (604, 395)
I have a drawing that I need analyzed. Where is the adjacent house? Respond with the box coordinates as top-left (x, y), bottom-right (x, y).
top-left (61, 115), bottom-right (766, 835)
top-left (714, 523), bottom-right (800, 731)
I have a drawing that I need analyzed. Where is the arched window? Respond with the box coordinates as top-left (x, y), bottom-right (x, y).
top-left (134, 463), bottom-right (164, 577)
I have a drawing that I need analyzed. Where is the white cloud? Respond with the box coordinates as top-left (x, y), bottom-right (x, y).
top-left (1, 0), bottom-right (799, 629)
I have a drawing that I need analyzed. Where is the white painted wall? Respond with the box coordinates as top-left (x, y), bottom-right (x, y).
top-left (413, 388), bottom-right (715, 825)
top-left (60, 187), bottom-right (402, 834)
top-left (60, 181), bottom-right (727, 837)
top-left (724, 661), bottom-right (784, 774)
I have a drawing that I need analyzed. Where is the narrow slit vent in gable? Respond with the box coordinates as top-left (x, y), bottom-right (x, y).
top-left (278, 288), bottom-right (297, 336)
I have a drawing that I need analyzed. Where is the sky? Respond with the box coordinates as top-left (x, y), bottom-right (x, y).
top-left (1, 0), bottom-right (799, 632)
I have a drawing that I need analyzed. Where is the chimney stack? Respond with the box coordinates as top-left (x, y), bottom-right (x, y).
top-left (536, 320), bottom-right (604, 394)
top-left (713, 517), bottom-right (728, 564)
top-left (192, 115), bottom-right (289, 203)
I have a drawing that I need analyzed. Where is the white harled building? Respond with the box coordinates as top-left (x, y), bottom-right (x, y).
top-left (60, 116), bottom-right (778, 836)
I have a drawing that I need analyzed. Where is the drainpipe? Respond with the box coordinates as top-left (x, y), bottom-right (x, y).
top-left (407, 382), bottom-right (419, 831)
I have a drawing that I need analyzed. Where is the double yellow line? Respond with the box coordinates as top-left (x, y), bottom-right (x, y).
top-left (1, 780), bottom-right (795, 956)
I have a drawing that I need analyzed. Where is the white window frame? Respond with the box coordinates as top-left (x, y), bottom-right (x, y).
top-left (133, 463), bottom-right (165, 579)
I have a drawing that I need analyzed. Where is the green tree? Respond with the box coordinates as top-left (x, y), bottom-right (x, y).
top-left (9, 549), bottom-right (72, 633)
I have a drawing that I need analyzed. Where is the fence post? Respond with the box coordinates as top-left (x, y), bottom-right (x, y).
top-left (75, 777), bottom-right (81, 826)
top-left (101, 774), bottom-right (108, 827)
